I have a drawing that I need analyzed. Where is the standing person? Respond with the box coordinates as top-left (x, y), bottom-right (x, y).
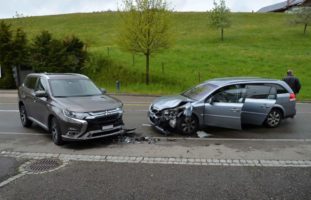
top-left (283, 70), bottom-right (301, 94)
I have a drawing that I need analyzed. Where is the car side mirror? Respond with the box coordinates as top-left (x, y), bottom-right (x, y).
top-left (35, 90), bottom-right (48, 98)
top-left (208, 97), bottom-right (214, 104)
top-left (100, 88), bottom-right (107, 94)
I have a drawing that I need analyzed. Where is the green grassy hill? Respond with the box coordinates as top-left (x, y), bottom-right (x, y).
top-left (5, 12), bottom-right (311, 99)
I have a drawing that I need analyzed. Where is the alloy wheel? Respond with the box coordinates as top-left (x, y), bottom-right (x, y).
top-left (267, 110), bottom-right (281, 128)
top-left (180, 117), bottom-right (197, 135)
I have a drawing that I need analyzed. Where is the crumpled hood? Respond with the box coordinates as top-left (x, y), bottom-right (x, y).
top-left (55, 95), bottom-right (122, 112)
top-left (151, 95), bottom-right (191, 110)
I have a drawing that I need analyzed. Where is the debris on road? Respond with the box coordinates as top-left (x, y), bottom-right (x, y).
top-left (196, 131), bottom-right (213, 138)
top-left (116, 132), bottom-right (160, 145)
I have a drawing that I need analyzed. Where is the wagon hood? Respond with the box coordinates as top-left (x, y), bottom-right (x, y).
top-left (55, 95), bottom-right (122, 112)
top-left (151, 95), bottom-right (192, 110)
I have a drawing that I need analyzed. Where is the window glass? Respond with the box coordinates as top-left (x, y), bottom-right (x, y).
top-left (35, 78), bottom-right (48, 91)
top-left (264, 83), bottom-right (288, 94)
top-left (246, 85), bottom-right (276, 99)
top-left (182, 83), bottom-right (216, 101)
top-left (49, 79), bottom-right (102, 97)
top-left (24, 76), bottom-right (38, 90)
top-left (212, 85), bottom-right (246, 103)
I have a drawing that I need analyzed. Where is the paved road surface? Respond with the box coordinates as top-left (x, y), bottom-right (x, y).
top-left (0, 92), bottom-right (310, 200)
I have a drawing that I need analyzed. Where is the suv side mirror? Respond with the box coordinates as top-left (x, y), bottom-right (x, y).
top-left (35, 90), bottom-right (48, 98)
top-left (100, 88), bottom-right (107, 94)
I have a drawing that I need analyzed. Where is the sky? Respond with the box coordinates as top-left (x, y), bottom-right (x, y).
top-left (0, 0), bottom-right (284, 19)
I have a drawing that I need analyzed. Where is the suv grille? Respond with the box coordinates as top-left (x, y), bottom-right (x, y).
top-left (86, 114), bottom-right (122, 132)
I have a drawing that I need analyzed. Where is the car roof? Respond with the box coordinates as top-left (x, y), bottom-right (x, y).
top-left (204, 77), bottom-right (283, 87)
top-left (27, 73), bottom-right (89, 80)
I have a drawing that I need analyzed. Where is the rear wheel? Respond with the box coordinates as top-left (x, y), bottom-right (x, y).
top-left (177, 115), bottom-right (198, 135)
top-left (19, 105), bottom-right (32, 128)
top-left (265, 109), bottom-right (282, 128)
top-left (50, 117), bottom-right (64, 145)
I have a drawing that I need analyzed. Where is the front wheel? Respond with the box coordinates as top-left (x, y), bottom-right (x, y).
top-left (19, 105), bottom-right (32, 128)
top-left (50, 117), bottom-right (64, 145)
top-left (265, 109), bottom-right (282, 128)
top-left (177, 115), bottom-right (198, 135)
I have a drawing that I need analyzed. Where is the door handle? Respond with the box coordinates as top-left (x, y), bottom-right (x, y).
top-left (260, 104), bottom-right (271, 109)
top-left (230, 108), bottom-right (240, 112)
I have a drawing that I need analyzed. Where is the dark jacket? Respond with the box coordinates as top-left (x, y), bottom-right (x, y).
top-left (283, 75), bottom-right (301, 94)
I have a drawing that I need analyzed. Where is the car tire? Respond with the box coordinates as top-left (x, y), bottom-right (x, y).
top-left (177, 115), bottom-right (198, 135)
top-left (265, 109), bottom-right (282, 128)
top-left (50, 117), bottom-right (64, 146)
top-left (19, 105), bottom-right (32, 128)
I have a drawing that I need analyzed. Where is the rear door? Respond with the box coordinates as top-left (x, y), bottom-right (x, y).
top-left (241, 85), bottom-right (277, 125)
top-left (204, 85), bottom-right (245, 130)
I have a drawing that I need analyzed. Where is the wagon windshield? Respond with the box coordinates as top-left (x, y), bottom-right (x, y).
top-left (182, 83), bottom-right (215, 100)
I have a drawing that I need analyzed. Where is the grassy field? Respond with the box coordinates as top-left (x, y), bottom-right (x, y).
top-left (4, 12), bottom-right (311, 99)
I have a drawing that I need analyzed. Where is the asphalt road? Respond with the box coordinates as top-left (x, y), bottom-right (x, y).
top-left (0, 158), bottom-right (310, 200)
top-left (1, 94), bottom-right (311, 139)
top-left (0, 93), bottom-right (311, 200)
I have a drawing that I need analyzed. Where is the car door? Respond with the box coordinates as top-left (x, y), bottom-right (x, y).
top-left (241, 85), bottom-right (277, 125)
top-left (21, 76), bottom-right (39, 118)
top-left (32, 77), bottom-right (50, 127)
top-left (204, 85), bottom-right (245, 130)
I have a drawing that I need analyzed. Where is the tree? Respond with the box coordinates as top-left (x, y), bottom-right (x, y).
top-left (117, 0), bottom-right (173, 85)
top-left (0, 21), bottom-right (15, 88)
top-left (31, 31), bottom-right (87, 73)
top-left (12, 28), bottom-right (29, 86)
top-left (31, 31), bottom-right (65, 72)
top-left (292, 7), bottom-right (311, 35)
top-left (209, 0), bottom-right (231, 41)
top-left (63, 36), bottom-right (87, 72)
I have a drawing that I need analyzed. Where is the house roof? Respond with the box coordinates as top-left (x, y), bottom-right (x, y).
top-left (257, 0), bottom-right (304, 12)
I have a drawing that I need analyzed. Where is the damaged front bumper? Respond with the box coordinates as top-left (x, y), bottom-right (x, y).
top-left (148, 103), bottom-right (193, 135)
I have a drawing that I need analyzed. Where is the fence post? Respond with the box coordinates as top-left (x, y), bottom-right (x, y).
top-left (116, 80), bottom-right (120, 93)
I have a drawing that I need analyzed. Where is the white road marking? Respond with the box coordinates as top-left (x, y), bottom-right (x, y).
top-left (0, 132), bottom-right (47, 136)
top-left (142, 124), bottom-right (152, 127)
top-left (0, 110), bottom-right (18, 112)
top-left (1, 109), bottom-right (311, 114)
top-left (0, 172), bottom-right (26, 188)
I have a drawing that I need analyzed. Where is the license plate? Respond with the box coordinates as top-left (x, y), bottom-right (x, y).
top-left (102, 125), bottom-right (113, 130)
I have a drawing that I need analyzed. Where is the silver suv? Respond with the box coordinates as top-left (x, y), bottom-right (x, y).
top-left (148, 77), bottom-right (296, 135)
top-left (18, 73), bottom-right (124, 145)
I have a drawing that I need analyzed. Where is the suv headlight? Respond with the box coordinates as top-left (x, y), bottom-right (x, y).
top-left (63, 109), bottom-right (89, 120)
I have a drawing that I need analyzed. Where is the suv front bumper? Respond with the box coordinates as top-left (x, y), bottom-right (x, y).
top-left (59, 114), bottom-right (124, 141)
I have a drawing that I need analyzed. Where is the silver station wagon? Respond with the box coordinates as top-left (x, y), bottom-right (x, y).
top-left (148, 77), bottom-right (296, 135)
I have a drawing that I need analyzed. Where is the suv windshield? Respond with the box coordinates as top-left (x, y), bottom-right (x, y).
top-left (182, 83), bottom-right (215, 100)
top-left (49, 79), bottom-right (102, 97)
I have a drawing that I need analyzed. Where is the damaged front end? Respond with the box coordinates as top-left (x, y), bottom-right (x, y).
top-left (148, 101), bottom-right (193, 135)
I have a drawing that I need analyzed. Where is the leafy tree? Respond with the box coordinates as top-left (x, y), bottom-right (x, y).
top-left (117, 0), bottom-right (173, 85)
top-left (209, 0), bottom-right (231, 41)
top-left (12, 28), bottom-right (29, 85)
top-left (292, 7), bottom-right (311, 35)
top-left (0, 21), bottom-right (15, 88)
top-left (31, 31), bottom-right (87, 73)
top-left (63, 36), bottom-right (87, 72)
top-left (31, 31), bottom-right (65, 72)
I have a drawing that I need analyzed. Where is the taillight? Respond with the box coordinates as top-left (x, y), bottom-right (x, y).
top-left (290, 93), bottom-right (296, 101)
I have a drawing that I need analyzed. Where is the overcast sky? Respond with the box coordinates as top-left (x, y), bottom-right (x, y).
top-left (0, 0), bottom-right (283, 19)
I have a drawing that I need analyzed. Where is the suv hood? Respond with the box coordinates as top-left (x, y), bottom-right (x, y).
top-left (151, 95), bottom-right (191, 110)
top-left (55, 95), bottom-right (122, 112)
